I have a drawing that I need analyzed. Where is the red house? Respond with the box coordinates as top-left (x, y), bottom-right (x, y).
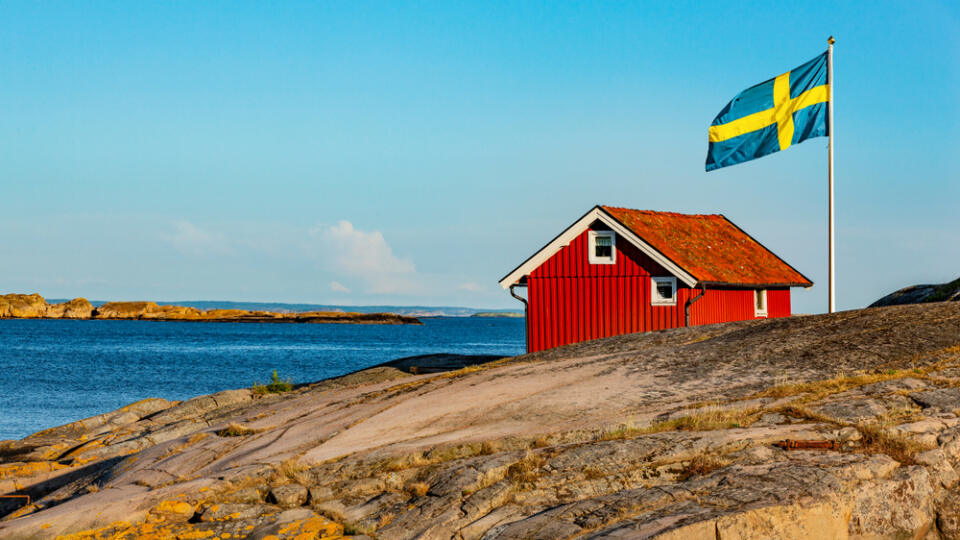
top-left (499, 205), bottom-right (813, 353)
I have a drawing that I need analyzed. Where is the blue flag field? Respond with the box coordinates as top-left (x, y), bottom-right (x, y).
top-left (706, 52), bottom-right (830, 171)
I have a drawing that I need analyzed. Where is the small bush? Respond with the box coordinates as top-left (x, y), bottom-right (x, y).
top-left (253, 370), bottom-right (293, 394)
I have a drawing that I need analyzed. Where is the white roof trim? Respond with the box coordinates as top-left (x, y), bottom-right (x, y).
top-left (499, 206), bottom-right (698, 289)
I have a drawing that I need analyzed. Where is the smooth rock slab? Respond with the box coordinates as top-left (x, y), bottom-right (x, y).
top-left (861, 377), bottom-right (929, 394)
top-left (913, 388), bottom-right (960, 411)
top-left (812, 398), bottom-right (889, 422)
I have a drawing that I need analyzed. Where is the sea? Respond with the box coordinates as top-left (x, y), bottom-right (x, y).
top-left (0, 317), bottom-right (525, 441)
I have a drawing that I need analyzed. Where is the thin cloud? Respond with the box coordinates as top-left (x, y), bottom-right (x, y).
top-left (329, 281), bottom-right (351, 293)
top-left (160, 221), bottom-right (232, 256)
top-left (458, 281), bottom-right (485, 292)
top-left (313, 220), bottom-right (421, 294)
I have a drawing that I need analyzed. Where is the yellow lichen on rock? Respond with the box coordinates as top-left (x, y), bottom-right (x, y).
top-left (0, 460), bottom-right (66, 479)
top-left (175, 530), bottom-right (216, 539)
top-left (55, 520), bottom-right (218, 540)
top-left (276, 516), bottom-right (344, 539)
top-left (148, 500), bottom-right (196, 522)
top-left (299, 516), bottom-right (344, 538)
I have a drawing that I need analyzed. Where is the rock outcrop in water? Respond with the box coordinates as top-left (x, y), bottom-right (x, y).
top-left (4, 304), bottom-right (960, 538)
top-left (0, 294), bottom-right (49, 318)
top-left (0, 293), bottom-right (420, 325)
top-left (45, 298), bottom-right (94, 319)
top-left (870, 276), bottom-right (960, 307)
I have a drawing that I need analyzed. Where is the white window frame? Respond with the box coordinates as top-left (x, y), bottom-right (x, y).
top-left (651, 277), bottom-right (677, 306)
top-left (754, 289), bottom-right (768, 317)
top-left (588, 230), bottom-right (616, 265)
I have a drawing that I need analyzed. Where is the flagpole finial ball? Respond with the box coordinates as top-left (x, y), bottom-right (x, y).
top-left (828, 36), bottom-right (835, 45)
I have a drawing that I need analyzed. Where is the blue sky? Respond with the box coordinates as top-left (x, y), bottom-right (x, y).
top-left (1, 1), bottom-right (957, 312)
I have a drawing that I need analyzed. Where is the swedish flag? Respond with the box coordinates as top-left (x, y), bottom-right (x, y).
top-left (706, 52), bottom-right (829, 171)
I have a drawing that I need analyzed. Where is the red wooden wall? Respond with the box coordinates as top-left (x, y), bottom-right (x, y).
top-left (525, 227), bottom-right (792, 352)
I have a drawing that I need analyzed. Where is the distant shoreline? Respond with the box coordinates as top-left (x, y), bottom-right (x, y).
top-left (0, 293), bottom-right (421, 325)
top-left (45, 298), bottom-right (523, 318)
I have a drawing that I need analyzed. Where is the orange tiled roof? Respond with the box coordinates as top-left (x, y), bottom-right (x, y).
top-left (602, 206), bottom-right (812, 287)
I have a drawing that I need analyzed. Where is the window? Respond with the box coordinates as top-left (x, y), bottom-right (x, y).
top-left (588, 231), bottom-right (616, 264)
top-left (754, 289), bottom-right (767, 317)
top-left (651, 277), bottom-right (677, 306)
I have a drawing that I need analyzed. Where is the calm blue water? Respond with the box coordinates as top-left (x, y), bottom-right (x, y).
top-left (0, 318), bottom-right (525, 441)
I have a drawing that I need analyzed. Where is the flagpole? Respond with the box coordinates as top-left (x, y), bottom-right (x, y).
top-left (827, 36), bottom-right (836, 313)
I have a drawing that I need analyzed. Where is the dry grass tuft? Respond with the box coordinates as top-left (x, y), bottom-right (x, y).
top-left (216, 423), bottom-right (259, 437)
top-left (382, 452), bottom-right (432, 472)
top-left (453, 365), bottom-right (482, 376)
top-left (635, 406), bottom-right (763, 436)
top-left (752, 371), bottom-right (907, 401)
top-left (774, 404), bottom-right (841, 425)
top-left (186, 432), bottom-right (210, 445)
top-left (507, 451), bottom-right (547, 484)
top-left (772, 405), bottom-right (932, 464)
top-left (854, 422), bottom-right (935, 465)
top-left (480, 440), bottom-right (502, 455)
top-left (530, 435), bottom-right (551, 448)
top-left (595, 404), bottom-right (767, 441)
top-left (277, 458), bottom-right (312, 485)
top-left (597, 418), bottom-right (641, 440)
top-left (677, 453), bottom-right (727, 482)
top-left (381, 439), bottom-right (510, 472)
top-left (160, 432), bottom-right (211, 459)
top-left (343, 522), bottom-right (376, 536)
top-left (582, 466), bottom-right (606, 480)
top-left (406, 481), bottom-right (430, 497)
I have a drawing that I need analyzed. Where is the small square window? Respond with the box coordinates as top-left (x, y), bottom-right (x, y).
top-left (651, 277), bottom-right (677, 306)
top-left (754, 289), bottom-right (767, 317)
top-left (588, 231), bottom-right (616, 265)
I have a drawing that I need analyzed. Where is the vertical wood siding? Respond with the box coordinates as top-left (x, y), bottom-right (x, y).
top-left (526, 228), bottom-right (794, 353)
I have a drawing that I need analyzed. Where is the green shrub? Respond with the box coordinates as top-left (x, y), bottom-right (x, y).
top-left (253, 370), bottom-right (293, 394)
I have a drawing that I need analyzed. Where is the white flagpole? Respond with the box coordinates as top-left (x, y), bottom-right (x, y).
top-left (827, 36), bottom-right (836, 313)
